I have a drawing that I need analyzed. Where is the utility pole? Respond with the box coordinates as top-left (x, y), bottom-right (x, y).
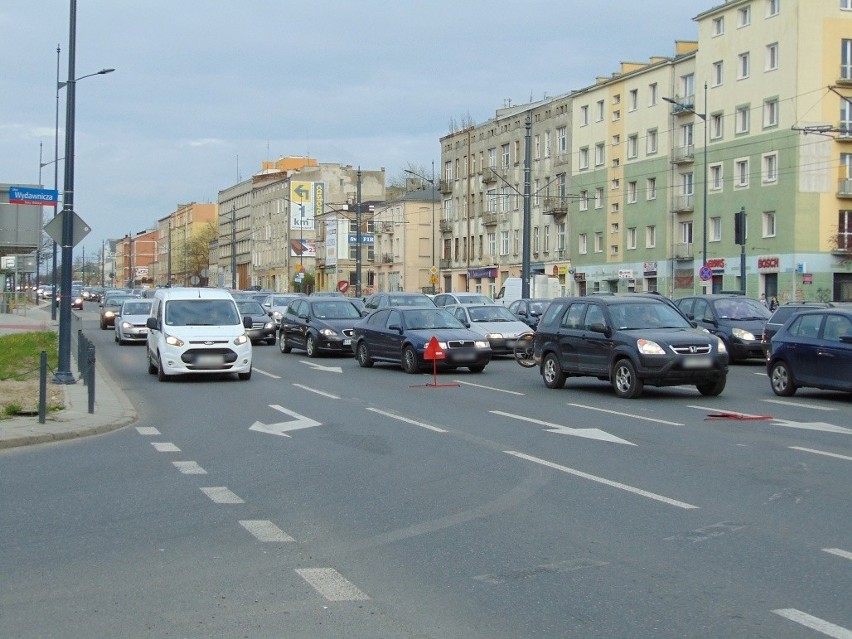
top-left (521, 114), bottom-right (532, 299)
top-left (355, 168), bottom-right (362, 297)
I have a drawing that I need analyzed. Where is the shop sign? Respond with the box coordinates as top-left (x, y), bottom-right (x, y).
top-left (802, 273), bottom-right (813, 285)
top-left (573, 272), bottom-right (586, 282)
top-left (468, 267), bottom-right (497, 278)
top-left (757, 256), bottom-right (780, 272)
top-left (643, 261), bottom-right (657, 275)
top-left (706, 258), bottom-right (726, 270)
top-left (618, 269), bottom-right (634, 279)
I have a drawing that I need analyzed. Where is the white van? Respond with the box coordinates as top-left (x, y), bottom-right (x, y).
top-left (146, 288), bottom-right (253, 381)
top-left (495, 275), bottom-right (561, 306)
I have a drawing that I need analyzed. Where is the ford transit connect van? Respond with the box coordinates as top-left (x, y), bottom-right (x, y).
top-left (146, 288), bottom-right (253, 381)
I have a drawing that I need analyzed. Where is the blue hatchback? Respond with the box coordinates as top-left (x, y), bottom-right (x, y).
top-left (767, 308), bottom-right (852, 396)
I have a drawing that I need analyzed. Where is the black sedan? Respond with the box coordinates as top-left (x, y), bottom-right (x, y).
top-left (235, 300), bottom-right (277, 345)
top-left (767, 308), bottom-right (852, 396)
top-left (279, 297), bottom-right (362, 356)
top-left (352, 307), bottom-right (492, 373)
top-left (507, 298), bottom-right (552, 330)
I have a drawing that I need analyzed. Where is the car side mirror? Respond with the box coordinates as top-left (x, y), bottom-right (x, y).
top-left (146, 317), bottom-right (159, 330)
top-left (243, 316), bottom-right (253, 329)
top-left (590, 322), bottom-right (611, 336)
top-left (840, 335), bottom-right (852, 344)
top-left (388, 323), bottom-right (403, 333)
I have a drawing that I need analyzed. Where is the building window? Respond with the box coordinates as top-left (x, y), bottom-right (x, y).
top-left (842, 39), bottom-right (852, 81)
top-left (712, 16), bottom-right (724, 35)
top-left (595, 142), bottom-right (605, 166)
top-left (763, 152), bottom-right (778, 183)
top-left (579, 147), bottom-right (589, 170)
top-left (844, 0), bottom-right (852, 10)
top-left (766, 42), bottom-right (779, 71)
top-left (646, 225), bottom-right (656, 248)
top-left (557, 126), bottom-right (568, 155)
top-left (710, 164), bottom-right (723, 191)
top-left (596, 100), bottom-right (604, 121)
top-left (513, 229), bottom-right (520, 254)
top-left (627, 134), bottom-right (638, 159)
top-left (594, 232), bottom-right (603, 253)
top-left (736, 105), bottom-right (750, 134)
top-left (682, 172), bottom-right (694, 196)
top-left (767, 0), bottom-right (779, 17)
top-left (710, 216), bottom-right (722, 241)
top-left (629, 89), bottom-right (638, 111)
top-left (610, 202), bottom-right (619, 214)
top-left (646, 177), bottom-right (657, 200)
top-left (444, 160), bottom-right (453, 181)
top-left (763, 211), bottom-right (777, 237)
top-left (501, 143), bottom-right (510, 169)
top-left (843, 98), bottom-right (852, 135)
top-left (534, 135), bottom-right (541, 160)
top-left (610, 222), bottom-right (619, 234)
top-left (681, 73), bottom-right (695, 100)
top-left (648, 82), bottom-right (658, 106)
top-left (488, 148), bottom-right (496, 168)
top-left (627, 227), bottom-right (637, 249)
top-left (711, 113), bottom-right (724, 140)
top-left (580, 105), bottom-right (589, 126)
top-left (712, 61), bottom-right (724, 86)
top-left (595, 188), bottom-right (604, 209)
top-left (579, 233), bottom-right (588, 254)
top-left (735, 159), bottom-right (750, 187)
top-left (544, 226), bottom-right (550, 253)
top-left (533, 226), bottom-right (540, 253)
top-left (628, 181), bottom-right (638, 203)
top-left (579, 190), bottom-right (589, 211)
top-left (610, 244), bottom-right (619, 256)
top-left (680, 221), bottom-right (694, 244)
top-left (544, 130), bottom-right (551, 158)
top-left (500, 230), bottom-right (509, 256)
top-left (557, 223), bottom-right (566, 252)
top-left (612, 109), bottom-right (620, 122)
top-left (611, 178), bottom-right (620, 191)
top-left (488, 232), bottom-right (496, 256)
top-left (764, 98), bottom-right (779, 128)
top-left (738, 5), bottom-right (751, 26)
top-left (738, 52), bottom-right (751, 79)
top-left (647, 129), bottom-right (658, 154)
top-left (838, 210), bottom-right (852, 250)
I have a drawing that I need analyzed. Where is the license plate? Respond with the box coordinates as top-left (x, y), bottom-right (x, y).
top-left (343, 339), bottom-right (351, 346)
top-left (452, 351), bottom-right (476, 362)
top-left (682, 356), bottom-right (712, 369)
top-left (196, 354), bottom-right (223, 367)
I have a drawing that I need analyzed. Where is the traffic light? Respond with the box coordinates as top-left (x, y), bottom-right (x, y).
top-left (734, 208), bottom-right (746, 246)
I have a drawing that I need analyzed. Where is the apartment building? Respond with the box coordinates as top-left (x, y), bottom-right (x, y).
top-left (438, 0), bottom-right (852, 302)
top-left (150, 202), bottom-right (217, 287)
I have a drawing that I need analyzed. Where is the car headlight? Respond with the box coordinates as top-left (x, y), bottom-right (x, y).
top-left (105, 310), bottom-right (115, 318)
top-left (74, 297), bottom-right (83, 304)
top-left (234, 334), bottom-right (248, 345)
top-left (264, 321), bottom-right (274, 330)
top-left (637, 338), bottom-right (666, 355)
top-left (165, 334), bottom-right (184, 347)
top-left (474, 340), bottom-right (490, 348)
top-left (485, 333), bottom-right (503, 339)
top-left (272, 311), bottom-right (283, 321)
top-left (320, 328), bottom-right (338, 337)
top-left (121, 321), bottom-right (133, 329)
top-left (716, 336), bottom-right (727, 353)
top-left (732, 327), bottom-right (756, 341)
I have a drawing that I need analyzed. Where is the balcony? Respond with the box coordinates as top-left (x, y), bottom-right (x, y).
top-left (439, 258), bottom-right (452, 269)
top-left (482, 211), bottom-right (499, 226)
top-left (838, 179), bottom-right (852, 198)
top-left (671, 145), bottom-right (695, 164)
top-left (674, 242), bottom-right (694, 260)
top-left (382, 253), bottom-right (394, 263)
top-left (671, 194), bottom-right (695, 213)
top-left (439, 179), bottom-right (453, 194)
top-left (482, 167), bottom-right (498, 184)
top-left (543, 196), bottom-right (570, 218)
top-left (382, 223), bottom-right (394, 234)
top-left (667, 95), bottom-right (696, 116)
top-left (439, 219), bottom-right (453, 233)
top-left (838, 125), bottom-right (852, 141)
top-left (831, 234), bottom-right (852, 255)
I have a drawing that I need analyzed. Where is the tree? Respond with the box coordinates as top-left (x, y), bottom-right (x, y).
top-left (185, 223), bottom-right (217, 283)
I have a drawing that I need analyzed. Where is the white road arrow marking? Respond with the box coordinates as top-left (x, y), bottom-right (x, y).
top-left (300, 360), bottom-right (343, 373)
top-left (490, 410), bottom-right (635, 445)
top-left (249, 404), bottom-right (322, 438)
top-left (771, 418), bottom-right (852, 435)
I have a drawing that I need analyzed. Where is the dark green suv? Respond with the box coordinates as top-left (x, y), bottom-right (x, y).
top-left (533, 295), bottom-right (729, 399)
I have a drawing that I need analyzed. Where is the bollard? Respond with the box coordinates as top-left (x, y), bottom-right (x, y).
top-left (38, 351), bottom-right (47, 424)
top-left (87, 344), bottom-right (96, 414)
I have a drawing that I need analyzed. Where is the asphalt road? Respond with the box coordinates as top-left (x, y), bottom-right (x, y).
top-left (1, 307), bottom-right (850, 638)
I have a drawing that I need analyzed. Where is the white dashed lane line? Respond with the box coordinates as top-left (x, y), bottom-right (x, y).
top-left (151, 442), bottom-right (180, 452)
top-left (200, 487), bottom-right (245, 504)
top-left (366, 407), bottom-right (447, 433)
top-left (239, 519), bottom-right (294, 542)
top-left (763, 398), bottom-right (838, 411)
top-left (772, 609), bottom-right (852, 639)
top-left (566, 402), bottom-right (684, 426)
top-left (295, 568), bottom-right (370, 601)
top-left (136, 427), bottom-right (160, 435)
top-left (172, 461), bottom-right (207, 474)
top-left (789, 447), bottom-right (852, 462)
top-left (823, 548), bottom-right (852, 562)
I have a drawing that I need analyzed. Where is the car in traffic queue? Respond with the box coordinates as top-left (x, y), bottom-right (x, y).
top-left (674, 294), bottom-right (770, 362)
top-left (235, 299), bottom-right (277, 345)
top-left (114, 299), bottom-right (153, 345)
top-left (432, 292), bottom-right (495, 307)
top-left (533, 295), bottom-right (729, 399)
top-left (352, 306), bottom-right (492, 373)
top-left (445, 303), bottom-right (532, 355)
top-left (362, 291), bottom-right (437, 311)
top-left (766, 308), bottom-right (852, 396)
top-left (100, 293), bottom-right (140, 329)
top-left (507, 298), bottom-right (552, 330)
top-left (279, 297), bottom-right (363, 357)
top-left (760, 301), bottom-right (851, 358)
top-left (261, 293), bottom-right (306, 328)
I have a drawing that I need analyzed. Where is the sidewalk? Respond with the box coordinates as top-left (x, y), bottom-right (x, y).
top-left (0, 303), bottom-right (137, 450)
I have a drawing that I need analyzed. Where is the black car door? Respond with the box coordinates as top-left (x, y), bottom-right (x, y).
top-left (555, 302), bottom-right (586, 373)
top-left (577, 303), bottom-right (610, 375)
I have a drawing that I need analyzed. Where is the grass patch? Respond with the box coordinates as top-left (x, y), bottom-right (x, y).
top-left (0, 331), bottom-right (63, 419)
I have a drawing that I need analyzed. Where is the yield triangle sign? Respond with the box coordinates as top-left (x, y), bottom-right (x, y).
top-left (423, 336), bottom-right (445, 361)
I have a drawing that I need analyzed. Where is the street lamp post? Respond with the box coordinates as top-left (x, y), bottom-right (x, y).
top-left (663, 83), bottom-right (708, 270)
top-left (403, 161), bottom-right (438, 292)
top-left (355, 168), bottom-right (362, 298)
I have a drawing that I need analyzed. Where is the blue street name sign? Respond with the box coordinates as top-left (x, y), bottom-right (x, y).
top-left (9, 186), bottom-right (59, 207)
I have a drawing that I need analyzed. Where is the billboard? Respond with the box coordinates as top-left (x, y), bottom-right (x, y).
top-left (0, 202), bottom-right (41, 249)
top-left (289, 181), bottom-right (325, 231)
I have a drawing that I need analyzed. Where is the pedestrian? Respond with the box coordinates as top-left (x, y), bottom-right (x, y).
top-left (769, 296), bottom-right (778, 311)
top-left (760, 293), bottom-right (768, 308)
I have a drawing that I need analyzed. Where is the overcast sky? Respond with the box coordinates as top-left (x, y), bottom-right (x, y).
top-left (1, 0), bottom-right (712, 256)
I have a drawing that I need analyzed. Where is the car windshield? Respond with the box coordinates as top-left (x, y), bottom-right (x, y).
top-left (468, 306), bottom-right (517, 322)
top-left (529, 302), bottom-right (548, 315)
top-left (312, 301), bottom-right (361, 319)
top-left (390, 295), bottom-right (434, 306)
top-left (405, 309), bottom-right (464, 330)
top-left (459, 295), bottom-right (493, 304)
top-left (269, 296), bottom-right (295, 306)
top-left (610, 303), bottom-right (692, 330)
top-left (165, 300), bottom-right (240, 326)
top-left (713, 298), bottom-right (771, 320)
top-left (106, 295), bottom-right (136, 306)
top-left (236, 301), bottom-right (266, 315)
top-left (122, 301), bottom-right (151, 315)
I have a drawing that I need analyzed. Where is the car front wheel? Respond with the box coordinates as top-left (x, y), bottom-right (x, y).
top-left (769, 360), bottom-right (796, 396)
top-left (356, 342), bottom-right (373, 368)
top-left (697, 375), bottom-right (726, 396)
top-left (612, 358), bottom-right (643, 399)
top-left (541, 353), bottom-right (566, 389)
top-left (279, 332), bottom-right (291, 354)
top-left (401, 346), bottom-right (420, 374)
top-left (305, 334), bottom-right (318, 358)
